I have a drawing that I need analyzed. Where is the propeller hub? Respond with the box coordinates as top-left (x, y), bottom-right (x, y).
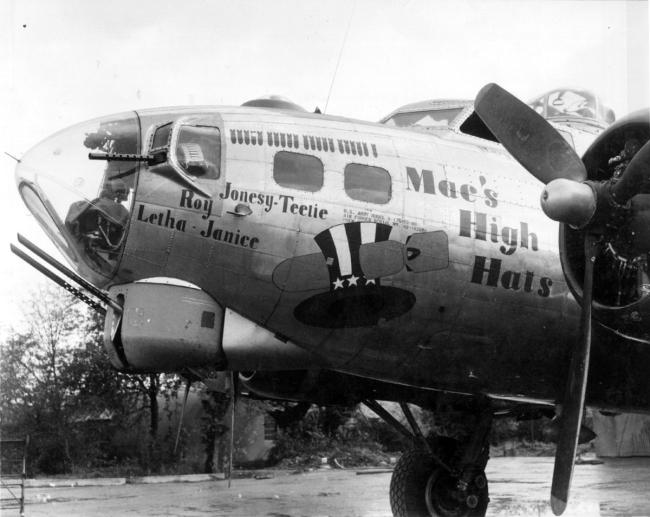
top-left (540, 179), bottom-right (596, 228)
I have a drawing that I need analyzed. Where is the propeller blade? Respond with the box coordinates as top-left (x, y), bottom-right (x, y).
top-left (610, 140), bottom-right (650, 206)
top-left (474, 83), bottom-right (587, 184)
top-left (173, 379), bottom-right (192, 455)
top-left (550, 235), bottom-right (599, 515)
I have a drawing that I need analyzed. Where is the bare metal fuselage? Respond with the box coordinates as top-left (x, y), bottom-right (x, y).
top-left (19, 105), bottom-right (650, 412)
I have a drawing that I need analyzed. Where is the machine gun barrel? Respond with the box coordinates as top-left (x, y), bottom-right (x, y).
top-left (10, 243), bottom-right (107, 315)
top-left (16, 233), bottom-right (122, 313)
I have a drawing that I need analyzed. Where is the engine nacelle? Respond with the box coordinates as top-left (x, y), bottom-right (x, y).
top-left (103, 282), bottom-right (318, 373)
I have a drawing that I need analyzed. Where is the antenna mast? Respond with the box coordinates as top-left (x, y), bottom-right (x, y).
top-left (324, 3), bottom-right (356, 114)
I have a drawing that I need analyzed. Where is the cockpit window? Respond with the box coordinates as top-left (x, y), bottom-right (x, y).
top-left (152, 122), bottom-right (172, 151)
top-left (175, 125), bottom-right (220, 179)
top-left (383, 108), bottom-right (464, 128)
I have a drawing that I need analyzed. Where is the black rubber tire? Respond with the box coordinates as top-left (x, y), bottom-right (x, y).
top-left (389, 442), bottom-right (488, 517)
top-left (390, 447), bottom-right (438, 517)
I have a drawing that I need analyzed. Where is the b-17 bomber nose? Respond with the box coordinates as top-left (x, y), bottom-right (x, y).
top-left (15, 111), bottom-right (141, 286)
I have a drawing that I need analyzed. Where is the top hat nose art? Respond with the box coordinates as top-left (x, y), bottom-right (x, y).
top-left (294, 222), bottom-right (416, 328)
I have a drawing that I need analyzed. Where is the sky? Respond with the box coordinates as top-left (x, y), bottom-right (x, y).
top-left (0, 0), bottom-right (648, 336)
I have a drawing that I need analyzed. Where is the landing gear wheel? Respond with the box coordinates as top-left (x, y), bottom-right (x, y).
top-left (424, 465), bottom-right (488, 517)
top-left (389, 444), bottom-right (488, 517)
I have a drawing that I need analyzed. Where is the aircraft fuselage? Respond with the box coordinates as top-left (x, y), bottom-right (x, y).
top-left (16, 105), bottom-right (650, 413)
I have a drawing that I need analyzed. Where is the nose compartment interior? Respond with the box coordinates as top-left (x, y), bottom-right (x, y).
top-left (15, 111), bottom-right (141, 284)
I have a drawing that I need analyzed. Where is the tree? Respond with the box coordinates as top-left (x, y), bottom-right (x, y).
top-left (0, 285), bottom-right (89, 472)
top-left (0, 331), bottom-right (38, 430)
top-left (1, 284), bottom-right (186, 474)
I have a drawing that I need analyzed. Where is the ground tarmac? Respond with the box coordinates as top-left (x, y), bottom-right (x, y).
top-left (15, 457), bottom-right (650, 516)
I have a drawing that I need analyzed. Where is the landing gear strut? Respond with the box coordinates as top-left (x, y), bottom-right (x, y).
top-left (363, 399), bottom-right (493, 517)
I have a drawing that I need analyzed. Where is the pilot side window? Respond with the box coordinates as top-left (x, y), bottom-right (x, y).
top-left (152, 122), bottom-right (172, 150)
top-left (273, 151), bottom-right (323, 192)
top-left (175, 125), bottom-right (221, 180)
top-left (344, 163), bottom-right (391, 204)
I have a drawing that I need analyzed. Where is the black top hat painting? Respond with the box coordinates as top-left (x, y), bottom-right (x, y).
top-left (290, 222), bottom-right (417, 328)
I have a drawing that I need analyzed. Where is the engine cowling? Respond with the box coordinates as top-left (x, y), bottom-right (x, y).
top-left (559, 111), bottom-right (650, 340)
top-left (103, 282), bottom-right (223, 372)
top-left (103, 281), bottom-right (318, 373)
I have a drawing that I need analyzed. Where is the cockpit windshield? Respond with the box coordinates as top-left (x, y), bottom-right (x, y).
top-left (15, 112), bottom-right (140, 286)
top-left (383, 108), bottom-right (465, 129)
